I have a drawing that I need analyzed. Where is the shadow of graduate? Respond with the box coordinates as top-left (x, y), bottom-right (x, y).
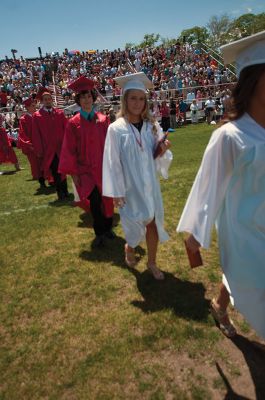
top-left (77, 212), bottom-right (121, 229)
top-left (126, 266), bottom-right (209, 321)
top-left (215, 361), bottom-right (251, 399)
top-left (227, 335), bottom-right (265, 400)
top-left (48, 194), bottom-right (75, 207)
top-left (80, 235), bottom-right (127, 267)
top-left (0, 170), bottom-right (17, 175)
top-left (77, 212), bottom-right (94, 228)
top-left (79, 237), bottom-right (146, 268)
top-left (34, 186), bottom-right (56, 196)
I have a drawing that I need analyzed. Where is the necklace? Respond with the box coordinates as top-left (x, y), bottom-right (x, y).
top-left (129, 122), bottom-right (144, 150)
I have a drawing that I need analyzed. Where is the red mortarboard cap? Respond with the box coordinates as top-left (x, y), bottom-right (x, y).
top-left (23, 97), bottom-right (34, 107)
top-left (68, 76), bottom-right (95, 93)
top-left (36, 87), bottom-right (52, 100)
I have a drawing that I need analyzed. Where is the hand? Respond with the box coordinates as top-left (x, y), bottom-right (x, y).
top-left (185, 234), bottom-right (200, 254)
top-left (113, 197), bottom-right (126, 208)
top-left (72, 174), bottom-right (81, 187)
top-left (159, 139), bottom-right (171, 156)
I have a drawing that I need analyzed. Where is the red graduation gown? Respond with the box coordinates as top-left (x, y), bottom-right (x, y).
top-left (0, 128), bottom-right (18, 164)
top-left (59, 112), bottom-right (113, 217)
top-left (32, 107), bottom-right (67, 178)
top-left (18, 113), bottom-right (42, 179)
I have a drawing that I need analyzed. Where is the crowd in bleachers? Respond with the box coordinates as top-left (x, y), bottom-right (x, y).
top-left (0, 41), bottom-right (236, 133)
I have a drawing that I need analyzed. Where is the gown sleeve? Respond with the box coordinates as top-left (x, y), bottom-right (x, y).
top-left (102, 124), bottom-right (126, 198)
top-left (18, 118), bottom-right (32, 153)
top-left (32, 116), bottom-right (43, 157)
top-left (58, 120), bottom-right (78, 175)
top-left (154, 122), bottom-right (173, 179)
top-left (177, 125), bottom-right (240, 248)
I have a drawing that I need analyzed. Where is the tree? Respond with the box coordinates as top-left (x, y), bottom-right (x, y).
top-left (179, 26), bottom-right (208, 44)
top-left (206, 14), bottom-right (232, 48)
top-left (228, 13), bottom-right (256, 40)
top-left (160, 37), bottom-right (177, 47)
top-left (219, 12), bottom-right (265, 43)
top-left (139, 33), bottom-right (160, 48)
top-left (254, 13), bottom-right (265, 33)
top-left (124, 42), bottom-right (136, 49)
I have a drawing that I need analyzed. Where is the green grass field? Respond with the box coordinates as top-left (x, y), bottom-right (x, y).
top-left (1, 123), bottom-right (264, 400)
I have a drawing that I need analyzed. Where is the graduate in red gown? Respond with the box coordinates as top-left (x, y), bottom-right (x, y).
top-left (18, 97), bottom-right (46, 187)
top-left (59, 76), bottom-right (114, 247)
top-left (32, 87), bottom-right (69, 200)
top-left (0, 114), bottom-right (21, 171)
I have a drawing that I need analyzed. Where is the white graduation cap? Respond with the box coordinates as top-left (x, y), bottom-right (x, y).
top-left (114, 72), bottom-right (154, 93)
top-left (220, 30), bottom-right (265, 76)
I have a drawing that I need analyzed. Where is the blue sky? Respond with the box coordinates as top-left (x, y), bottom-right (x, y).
top-left (0, 0), bottom-right (264, 59)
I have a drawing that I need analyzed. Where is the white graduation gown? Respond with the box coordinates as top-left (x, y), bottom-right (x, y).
top-left (177, 113), bottom-right (265, 338)
top-left (103, 117), bottom-right (172, 248)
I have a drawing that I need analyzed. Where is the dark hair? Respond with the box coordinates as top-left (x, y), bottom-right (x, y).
top-left (75, 89), bottom-right (97, 106)
top-left (228, 63), bottom-right (265, 121)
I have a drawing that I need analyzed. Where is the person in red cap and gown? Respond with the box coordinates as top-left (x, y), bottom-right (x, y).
top-left (32, 87), bottom-right (69, 199)
top-left (18, 98), bottom-right (46, 187)
top-left (59, 76), bottom-right (114, 247)
top-left (0, 114), bottom-right (21, 171)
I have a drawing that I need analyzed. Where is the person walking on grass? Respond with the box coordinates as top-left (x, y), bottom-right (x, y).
top-left (177, 31), bottom-right (265, 339)
top-left (18, 97), bottom-right (46, 188)
top-left (59, 76), bottom-right (114, 248)
top-left (103, 72), bottom-right (172, 280)
top-left (32, 87), bottom-right (69, 200)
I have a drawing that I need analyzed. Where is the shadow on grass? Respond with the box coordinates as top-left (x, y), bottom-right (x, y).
top-left (77, 212), bottom-right (121, 229)
top-left (215, 361), bottom-right (250, 399)
top-left (79, 236), bottom-right (145, 269)
top-left (128, 267), bottom-right (209, 321)
top-left (49, 194), bottom-right (75, 207)
top-left (79, 235), bottom-right (128, 267)
top-left (215, 336), bottom-right (265, 399)
top-left (34, 186), bottom-right (56, 196)
top-left (80, 241), bottom-right (208, 321)
top-left (77, 212), bottom-right (94, 228)
top-left (0, 170), bottom-right (17, 175)
top-left (225, 335), bottom-right (265, 400)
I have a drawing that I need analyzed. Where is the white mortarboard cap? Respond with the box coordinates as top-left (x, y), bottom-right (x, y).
top-left (220, 30), bottom-right (265, 76)
top-left (114, 72), bottom-right (154, 93)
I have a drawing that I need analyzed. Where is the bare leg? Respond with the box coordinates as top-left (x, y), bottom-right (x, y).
top-left (216, 283), bottom-right (230, 309)
top-left (146, 220), bottom-right (164, 280)
top-left (213, 283), bottom-right (231, 325)
top-left (210, 282), bottom-right (237, 337)
top-left (146, 219), bottom-right (158, 265)
top-left (124, 243), bottom-right (136, 267)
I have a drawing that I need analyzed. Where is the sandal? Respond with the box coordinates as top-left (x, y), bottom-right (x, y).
top-left (124, 244), bottom-right (137, 267)
top-left (147, 263), bottom-right (165, 281)
top-left (210, 298), bottom-right (237, 338)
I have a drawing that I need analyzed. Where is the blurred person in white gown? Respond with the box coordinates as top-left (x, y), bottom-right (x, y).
top-left (177, 31), bottom-right (265, 339)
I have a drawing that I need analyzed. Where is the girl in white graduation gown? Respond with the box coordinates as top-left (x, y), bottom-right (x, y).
top-left (177, 31), bottom-right (265, 339)
top-left (103, 73), bottom-right (172, 280)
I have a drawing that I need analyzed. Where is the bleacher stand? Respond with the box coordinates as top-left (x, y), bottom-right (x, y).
top-left (0, 43), bottom-right (236, 127)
